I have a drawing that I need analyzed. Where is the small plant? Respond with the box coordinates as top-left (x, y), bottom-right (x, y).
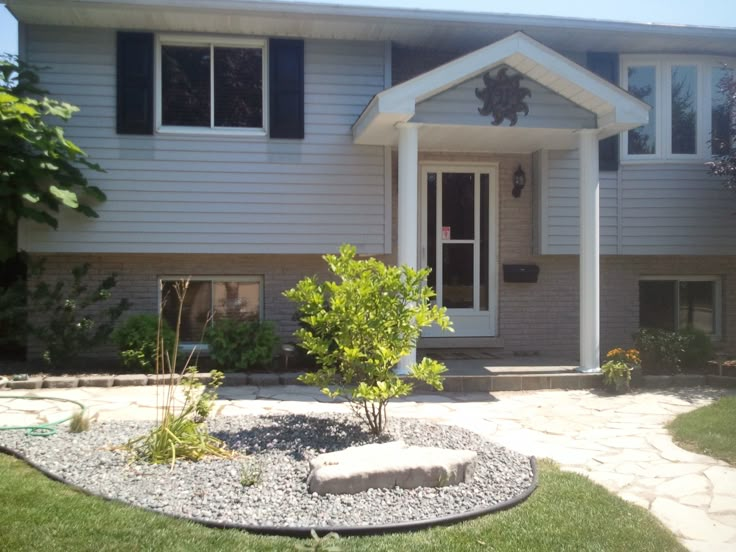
top-left (69, 410), bottom-right (91, 433)
top-left (26, 261), bottom-right (130, 368)
top-left (239, 458), bottom-right (262, 487)
top-left (112, 314), bottom-right (176, 373)
top-left (284, 244), bottom-right (451, 436)
top-left (294, 530), bottom-right (342, 552)
top-left (203, 319), bottom-right (279, 372)
top-left (124, 280), bottom-right (232, 467)
top-left (601, 348), bottom-right (640, 393)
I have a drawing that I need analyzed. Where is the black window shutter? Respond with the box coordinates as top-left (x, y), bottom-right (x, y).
top-left (117, 32), bottom-right (154, 135)
top-left (586, 52), bottom-right (619, 171)
top-left (269, 39), bottom-right (304, 139)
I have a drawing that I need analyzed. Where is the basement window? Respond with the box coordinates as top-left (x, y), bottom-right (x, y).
top-left (159, 277), bottom-right (263, 343)
top-left (639, 277), bottom-right (721, 336)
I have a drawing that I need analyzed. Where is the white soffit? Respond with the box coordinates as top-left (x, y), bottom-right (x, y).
top-left (352, 32), bottom-right (651, 147)
top-left (6, 1), bottom-right (736, 55)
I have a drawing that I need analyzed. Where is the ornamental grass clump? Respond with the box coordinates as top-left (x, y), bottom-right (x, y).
top-left (284, 244), bottom-right (452, 435)
top-left (124, 280), bottom-right (232, 467)
top-left (601, 347), bottom-right (640, 393)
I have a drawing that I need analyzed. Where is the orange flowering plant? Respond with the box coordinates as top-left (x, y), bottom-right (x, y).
top-left (601, 347), bottom-right (640, 393)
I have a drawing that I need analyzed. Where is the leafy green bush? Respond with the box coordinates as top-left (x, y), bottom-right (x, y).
top-left (284, 243), bottom-right (452, 435)
top-left (678, 326), bottom-right (714, 372)
top-left (26, 261), bottom-right (130, 368)
top-left (203, 319), bottom-right (279, 371)
top-left (112, 314), bottom-right (176, 373)
top-left (635, 329), bottom-right (684, 374)
top-left (635, 327), bottom-right (713, 374)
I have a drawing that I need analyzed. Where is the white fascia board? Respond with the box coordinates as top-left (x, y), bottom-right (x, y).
top-left (512, 35), bottom-right (650, 125)
top-left (353, 31), bottom-right (651, 143)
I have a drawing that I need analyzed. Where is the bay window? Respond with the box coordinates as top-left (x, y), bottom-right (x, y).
top-left (622, 57), bottom-right (734, 160)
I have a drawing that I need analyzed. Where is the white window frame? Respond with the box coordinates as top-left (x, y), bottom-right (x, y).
top-left (157, 275), bottom-right (265, 347)
top-left (155, 33), bottom-right (268, 137)
top-left (639, 275), bottom-right (722, 338)
top-left (621, 55), bottom-right (735, 163)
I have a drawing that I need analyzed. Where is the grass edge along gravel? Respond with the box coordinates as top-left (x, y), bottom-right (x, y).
top-left (0, 454), bottom-right (684, 552)
top-left (668, 395), bottom-right (736, 466)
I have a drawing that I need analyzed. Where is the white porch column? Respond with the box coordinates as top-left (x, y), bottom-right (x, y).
top-left (396, 123), bottom-right (419, 375)
top-left (577, 130), bottom-right (601, 373)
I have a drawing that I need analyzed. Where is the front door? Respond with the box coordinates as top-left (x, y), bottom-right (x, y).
top-left (421, 165), bottom-right (498, 337)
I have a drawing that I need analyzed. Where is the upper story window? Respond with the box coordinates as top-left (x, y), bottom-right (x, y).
top-left (622, 56), bottom-right (734, 161)
top-left (157, 35), bottom-right (267, 135)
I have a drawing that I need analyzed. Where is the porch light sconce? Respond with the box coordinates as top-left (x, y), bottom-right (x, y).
top-left (512, 165), bottom-right (526, 198)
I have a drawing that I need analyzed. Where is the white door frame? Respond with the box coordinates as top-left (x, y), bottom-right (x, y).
top-left (419, 163), bottom-right (499, 337)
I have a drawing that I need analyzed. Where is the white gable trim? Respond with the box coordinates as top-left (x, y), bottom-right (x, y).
top-left (353, 32), bottom-right (650, 146)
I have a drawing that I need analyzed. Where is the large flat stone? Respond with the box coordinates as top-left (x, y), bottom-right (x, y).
top-left (651, 498), bottom-right (736, 542)
top-left (307, 440), bottom-right (476, 495)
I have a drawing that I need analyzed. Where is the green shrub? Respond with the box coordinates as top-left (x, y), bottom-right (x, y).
top-left (635, 329), bottom-right (684, 374)
top-left (203, 319), bottom-right (279, 371)
top-left (284, 243), bottom-right (452, 435)
top-left (26, 261), bottom-right (130, 368)
top-left (678, 326), bottom-right (714, 372)
top-left (112, 314), bottom-right (176, 373)
top-left (635, 327), bottom-right (714, 374)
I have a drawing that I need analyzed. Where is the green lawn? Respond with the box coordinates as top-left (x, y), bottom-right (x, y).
top-left (668, 395), bottom-right (736, 465)
top-left (0, 454), bottom-right (683, 552)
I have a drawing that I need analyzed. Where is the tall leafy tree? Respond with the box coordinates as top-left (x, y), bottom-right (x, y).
top-left (707, 71), bottom-right (736, 193)
top-left (0, 55), bottom-right (104, 260)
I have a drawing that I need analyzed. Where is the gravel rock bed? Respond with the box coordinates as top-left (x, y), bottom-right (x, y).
top-left (0, 413), bottom-right (534, 529)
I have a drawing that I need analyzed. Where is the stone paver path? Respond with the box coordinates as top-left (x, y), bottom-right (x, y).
top-left (1, 385), bottom-right (734, 551)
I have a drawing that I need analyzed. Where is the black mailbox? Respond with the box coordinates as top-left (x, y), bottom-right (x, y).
top-left (503, 264), bottom-right (540, 283)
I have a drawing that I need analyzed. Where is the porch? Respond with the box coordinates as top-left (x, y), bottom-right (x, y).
top-left (417, 349), bottom-right (600, 392)
top-left (353, 32), bottom-right (650, 373)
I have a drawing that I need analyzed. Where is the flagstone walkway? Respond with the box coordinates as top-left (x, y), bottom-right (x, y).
top-left (1, 384), bottom-right (734, 551)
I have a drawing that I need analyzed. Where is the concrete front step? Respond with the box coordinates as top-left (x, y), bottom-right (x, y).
top-left (414, 373), bottom-right (605, 393)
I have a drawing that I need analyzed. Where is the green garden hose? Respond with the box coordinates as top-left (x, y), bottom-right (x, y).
top-left (0, 395), bottom-right (86, 437)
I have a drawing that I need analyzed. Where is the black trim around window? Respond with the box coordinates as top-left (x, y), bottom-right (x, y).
top-left (269, 38), bottom-right (305, 139)
top-left (115, 33), bottom-right (305, 139)
top-left (116, 32), bottom-right (154, 135)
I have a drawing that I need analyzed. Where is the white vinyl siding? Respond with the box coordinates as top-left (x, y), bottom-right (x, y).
top-left (619, 163), bottom-right (736, 254)
top-left (413, 69), bottom-right (596, 130)
top-left (538, 150), bottom-right (619, 254)
top-left (538, 151), bottom-right (736, 255)
top-left (18, 26), bottom-right (389, 255)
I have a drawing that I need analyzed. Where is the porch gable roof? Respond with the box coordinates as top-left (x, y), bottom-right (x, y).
top-left (352, 32), bottom-right (650, 148)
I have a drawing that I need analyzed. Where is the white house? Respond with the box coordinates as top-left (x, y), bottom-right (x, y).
top-left (6, 0), bottom-right (736, 369)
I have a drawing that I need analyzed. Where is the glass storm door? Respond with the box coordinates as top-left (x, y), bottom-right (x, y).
top-left (421, 166), bottom-right (497, 337)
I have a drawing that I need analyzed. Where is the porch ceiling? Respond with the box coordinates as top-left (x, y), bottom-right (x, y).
top-left (352, 32), bottom-right (650, 151)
